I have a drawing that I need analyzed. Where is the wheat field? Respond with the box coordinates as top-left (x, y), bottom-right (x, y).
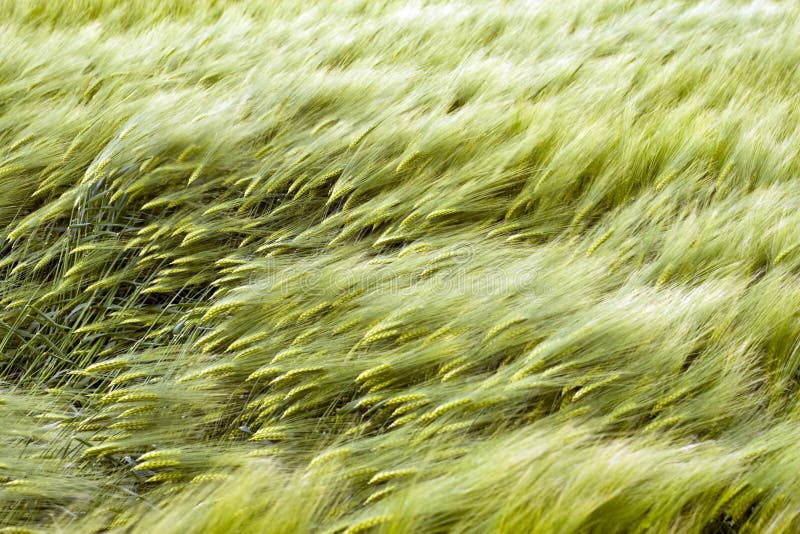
top-left (2, 0), bottom-right (800, 532)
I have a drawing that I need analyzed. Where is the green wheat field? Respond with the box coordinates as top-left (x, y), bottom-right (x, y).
top-left (2, 0), bottom-right (800, 532)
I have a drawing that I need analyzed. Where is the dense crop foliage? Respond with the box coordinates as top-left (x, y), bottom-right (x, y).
top-left (2, 0), bottom-right (800, 531)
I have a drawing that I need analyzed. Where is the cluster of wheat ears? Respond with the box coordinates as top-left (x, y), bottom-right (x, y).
top-left (2, 0), bottom-right (800, 532)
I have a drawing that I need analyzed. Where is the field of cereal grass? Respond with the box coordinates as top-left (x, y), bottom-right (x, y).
top-left (2, 1), bottom-right (800, 531)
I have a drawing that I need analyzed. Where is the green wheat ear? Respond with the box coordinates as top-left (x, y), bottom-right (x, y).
top-left (344, 515), bottom-right (392, 534)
